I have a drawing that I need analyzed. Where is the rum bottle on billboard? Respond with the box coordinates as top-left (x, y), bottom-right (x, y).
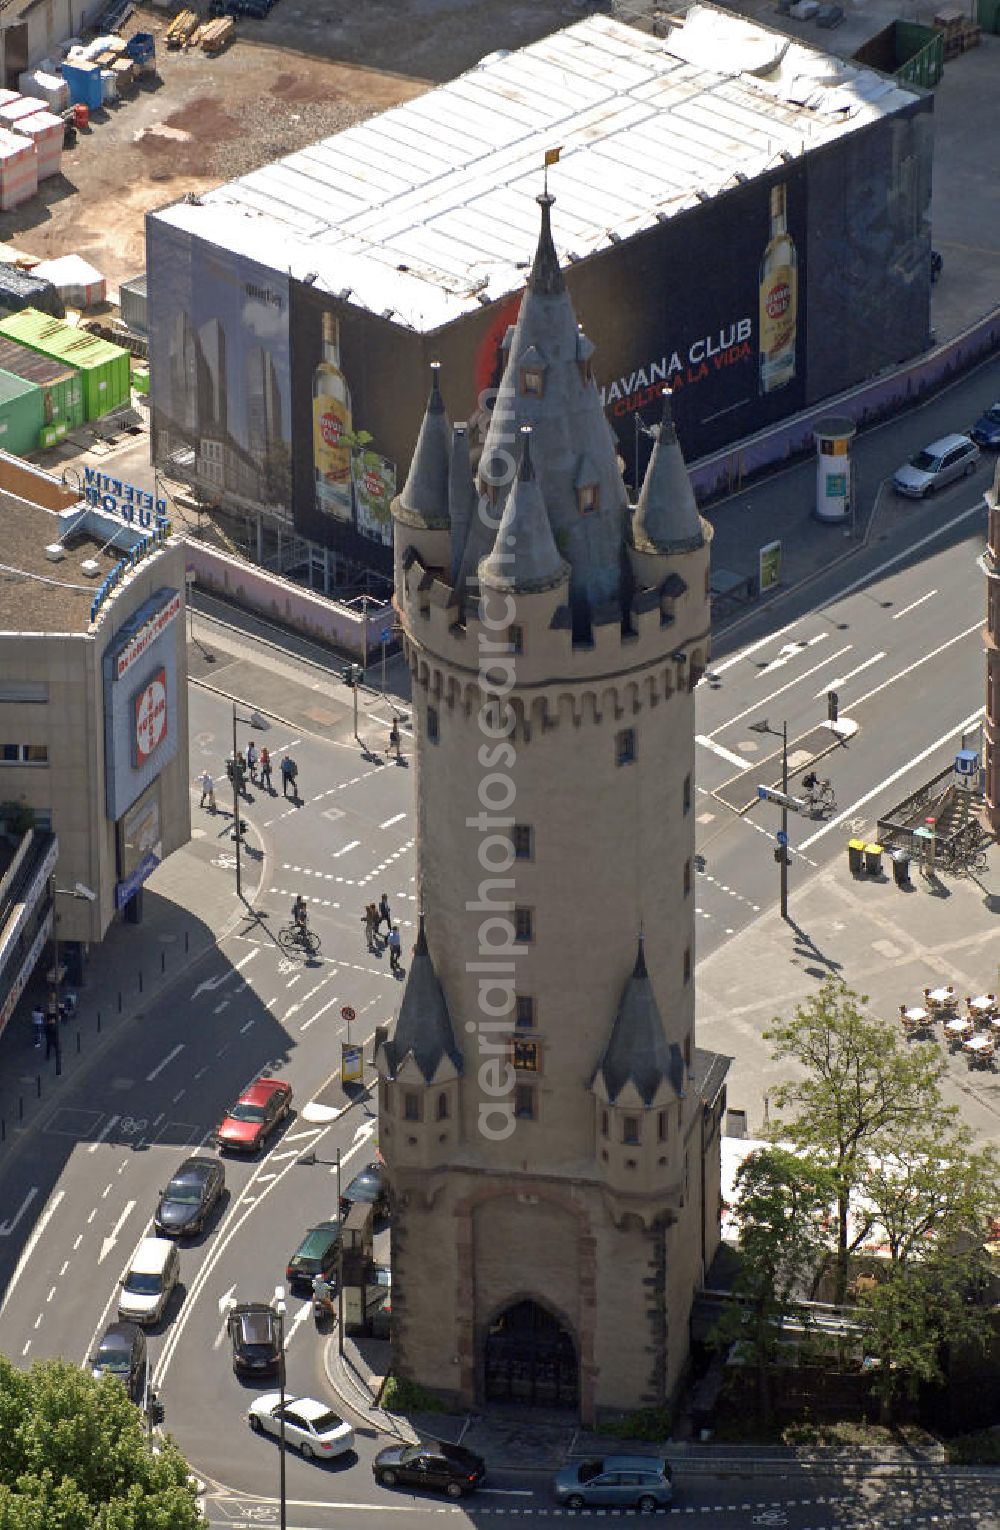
top-left (758, 183), bottom-right (797, 395)
top-left (313, 311), bottom-right (354, 522)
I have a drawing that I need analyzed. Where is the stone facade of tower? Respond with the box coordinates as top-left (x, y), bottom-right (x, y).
top-left (378, 196), bottom-right (730, 1423)
top-left (985, 461), bottom-right (1000, 834)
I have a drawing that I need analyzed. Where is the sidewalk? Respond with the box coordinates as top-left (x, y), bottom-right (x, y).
top-left (0, 825), bottom-right (250, 1164)
top-left (698, 839), bottom-right (1000, 1145)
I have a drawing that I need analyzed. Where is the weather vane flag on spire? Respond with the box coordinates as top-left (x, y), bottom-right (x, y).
top-left (543, 145), bottom-right (562, 193)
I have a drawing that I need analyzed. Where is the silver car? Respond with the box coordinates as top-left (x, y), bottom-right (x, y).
top-left (553, 1455), bottom-right (673, 1512)
top-left (893, 433), bottom-right (979, 498)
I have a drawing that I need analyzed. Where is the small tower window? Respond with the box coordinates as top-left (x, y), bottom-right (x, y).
top-left (512, 825), bottom-right (533, 860)
top-left (514, 907), bottom-right (534, 943)
top-left (507, 624), bottom-right (524, 655)
top-left (684, 858), bottom-right (692, 896)
top-left (403, 1091), bottom-right (422, 1122)
top-left (520, 366), bottom-right (545, 397)
top-left (436, 1092), bottom-right (449, 1122)
top-left (514, 1084), bottom-right (537, 1120)
top-left (684, 1034), bottom-right (692, 1069)
top-left (577, 482), bottom-right (599, 516)
top-left (601, 1108), bottom-right (609, 1138)
top-left (683, 946), bottom-right (692, 986)
top-left (510, 1038), bottom-right (540, 1072)
top-left (683, 772), bottom-right (692, 814)
top-left (427, 706), bottom-right (440, 744)
top-left (658, 1110), bottom-right (669, 1143)
top-left (622, 1115), bottom-right (641, 1146)
top-left (515, 994), bottom-right (535, 1029)
top-left (616, 728), bottom-right (636, 766)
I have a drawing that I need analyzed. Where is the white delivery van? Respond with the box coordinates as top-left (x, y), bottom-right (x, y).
top-left (118, 1237), bottom-right (180, 1325)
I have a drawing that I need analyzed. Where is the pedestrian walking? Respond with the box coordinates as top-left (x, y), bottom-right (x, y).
top-left (44, 1013), bottom-right (58, 1060)
top-left (199, 769), bottom-right (216, 810)
top-left (378, 892), bottom-right (392, 933)
top-left (388, 924), bottom-right (402, 974)
top-left (259, 746), bottom-right (272, 793)
top-left (363, 903), bottom-right (379, 951)
top-left (31, 1003), bottom-right (44, 1049)
top-left (388, 718), bottom-right (402, 762)
top-left (246, 740), bottom-right (257, 782)
top-left (281, 755), bottom-right (298, 800)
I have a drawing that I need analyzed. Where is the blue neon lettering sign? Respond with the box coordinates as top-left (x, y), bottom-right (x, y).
top-left (83, 467), bottom-right (168, 529)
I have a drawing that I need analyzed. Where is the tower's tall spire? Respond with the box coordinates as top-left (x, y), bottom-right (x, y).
top-left (528, 192), bottom-right (565, 297)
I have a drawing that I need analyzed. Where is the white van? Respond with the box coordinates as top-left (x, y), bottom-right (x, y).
top-left (118, 1237), bottom-right (180, 1325)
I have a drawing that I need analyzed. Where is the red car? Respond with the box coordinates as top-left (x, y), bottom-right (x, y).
top-left (215, 1078), bottom-right (292, 1154)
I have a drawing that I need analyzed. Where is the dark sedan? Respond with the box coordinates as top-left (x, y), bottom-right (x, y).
top-left (228, 1302), bottom-right (281, 1376)
top-left (285, 1220), bottom-right (342, 1290)
top-left (339, 1161), bottom-right (388, 1219)
top-left (155, 1156), bottom-right (225, 1237)
top-left (972, 403), bottom-right (1000, 448)
top-left (373, 1440), bottom-right (486, 1499)
top-left (91, 1321), bottom-right (147, 1405)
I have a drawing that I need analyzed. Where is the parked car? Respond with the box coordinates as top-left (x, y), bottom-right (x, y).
top-left (91, 1321), bottom-right (147, 1404)
top-left (892, 433), bottom-right (979, 498)
top-left (248, 1394), bottom-right (354, 1458)
top-left (155, 1155), bottom-right (225, 1237)
top-left (971, 402), bottom-right (1000, 448)
top-left (552, 1455), bottom-right (674, 1512)
top-left (227, 1302), bottom-right (281, 1376)
top-left (215, 1078), bottom-right (292, 1154)
top-left (373, 1441), bottom-right (486, 1499)
top-left (117, 1237), bottom-right (180, 1326)
top-left (285, 1221), bottom-right (342, 1290)
top-left (339, 1160), bottom-right (388, 1219)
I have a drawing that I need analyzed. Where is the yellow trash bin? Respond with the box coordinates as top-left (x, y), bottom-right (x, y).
top-left (864, 842), bottom-right (883, 876)
top-left (847, 838), bottom-right (865, 875)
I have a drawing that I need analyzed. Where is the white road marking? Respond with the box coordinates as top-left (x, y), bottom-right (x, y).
top-left (59, 1260), bottom-right (69, 1276)
top-left (72, 1234), bottom-right (82, 1250)
top-left (0, 1187), bottom-right (39, 1236)
top-left (707, 646), bottom-right (852, 738)
top-left (800, 707), bottom-right (985, 849)
top-left (892, 588), bottom-right (937, 620)
top-left (849, 618), bottom-right (983, 712)
top-left (214, 1001), bottom-right (230, 1014)
top-left (217, 1283), bottom-right (237, 1316)
top-left (146, 1043), bottom-right (185, 1082)
top-left (816, 651), bottom-right (885, 695)
top-left (99, 1200), bottom-right (136, 1264)
top-left (695, 735), bottom-right (752, 770)
top-left (300, 996), bottom-right (340, 1033)
top-left (757, 635), bottom-right (828, 675)
top-left (0, 1190), bottom-right (64, 1314)
top-left (284, 1300), bottom-right (313, 1347)
top-left (379, 812), bottom-right (406, 828)
top-left (708, 618), bottom-right (802, 675)
top-left (333, 840), bottom-right (360, 857)
top-left (239, 1020), bottom-right (254, 1034)
top-left (87, 1115), bottom-right (121, 1154)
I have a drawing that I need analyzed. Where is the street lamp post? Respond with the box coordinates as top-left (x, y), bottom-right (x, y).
top-left (49, 876), bottom-right (96, 1075)
top-left (749, 718), bottom-right (789, 921)
top-left (273, 1283), bottom-right (287, 1530)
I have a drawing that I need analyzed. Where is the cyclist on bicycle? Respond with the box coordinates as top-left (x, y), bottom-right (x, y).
top-left (292, 894), bottom-right (308, 934)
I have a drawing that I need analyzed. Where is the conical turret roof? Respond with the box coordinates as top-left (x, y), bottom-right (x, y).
top-left (593, 937), bottom-right (684, 1105)
top-left (381, 916), bottom-right (462, 1082)
top-left (478, 427), bottom-right (568, 594)
top-left (476, 194), bottom-right (628, 635)
top-left (631, 389), bottom-right (703, 556)
top-left (397, 363), bottom-right (451, 530)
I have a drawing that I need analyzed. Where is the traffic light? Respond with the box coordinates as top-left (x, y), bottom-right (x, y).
top-left (342, 664), bottom-right (365, 688)
top-left (774, 847), bottom-right (790, 865)
top-left (827, 690), bottom-right (839, 724)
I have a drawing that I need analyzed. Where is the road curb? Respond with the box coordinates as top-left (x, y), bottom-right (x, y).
top-left (321, 1336), bottom-right (418, 1442)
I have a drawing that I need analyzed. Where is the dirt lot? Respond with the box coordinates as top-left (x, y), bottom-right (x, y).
top-left (0, 0), bottom-right (576, 290)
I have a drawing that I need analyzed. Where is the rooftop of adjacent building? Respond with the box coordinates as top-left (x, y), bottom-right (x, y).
top-left (0, 494), bottom-right (128, 634)
top-left (152, 4), bottom-right (919, 331)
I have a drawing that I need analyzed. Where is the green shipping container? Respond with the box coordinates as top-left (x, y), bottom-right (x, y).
top-left (0, 335), bottom-right (84, 439)
top-left (0, 308), bottom-right (130, 421)
top-left (0, 368), bottom-right (44, 456)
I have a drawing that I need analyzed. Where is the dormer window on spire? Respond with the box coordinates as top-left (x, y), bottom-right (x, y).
top-left (575, 453), bottom-right (599, 515)
top-left (519, 345), bottom-right (548, 398)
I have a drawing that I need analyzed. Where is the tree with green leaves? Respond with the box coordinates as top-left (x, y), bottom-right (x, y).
top-left (764, 979), bottom-right (950, 1303)
top-left (0, 1356), bottom-right (202, 1530)
top-left (857, 1119), bottom-right (1000, 1268)
top-left (858, 1253), bottom-right (993, 1424)
top-left (716, 1146), bottom-right (835, 1424)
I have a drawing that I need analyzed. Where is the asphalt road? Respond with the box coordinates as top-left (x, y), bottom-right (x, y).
top-left (0, 473), bottom-right (996, 1525)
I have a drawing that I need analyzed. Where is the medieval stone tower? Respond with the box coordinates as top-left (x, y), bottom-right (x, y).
top-left (378, 194), bottom-right (729, 1423)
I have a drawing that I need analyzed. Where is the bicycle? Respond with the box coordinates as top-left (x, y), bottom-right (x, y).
top-left (277, 922), bottom-right (321, 957)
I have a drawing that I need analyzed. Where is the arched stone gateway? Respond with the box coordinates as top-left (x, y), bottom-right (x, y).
top-left (484, 1299), bottom-right (579, 1409)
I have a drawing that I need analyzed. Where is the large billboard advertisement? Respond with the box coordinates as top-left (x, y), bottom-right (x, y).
top-left (148, 220), bottom-right (293, 517)
top-left (103, 587), bottom-right (180, 821)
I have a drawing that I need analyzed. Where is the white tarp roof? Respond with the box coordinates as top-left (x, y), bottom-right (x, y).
top-left (152, 6), bottom-right (920, 333)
